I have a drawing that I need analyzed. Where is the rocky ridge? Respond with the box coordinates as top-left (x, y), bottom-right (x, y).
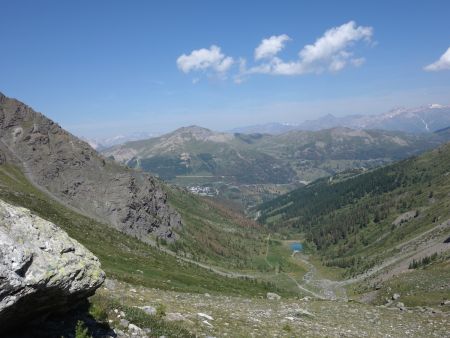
top-left (0, 92), bottom-right (181, 241)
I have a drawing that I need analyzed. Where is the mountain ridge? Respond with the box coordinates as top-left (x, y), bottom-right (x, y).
top-left (230, 104), bottom-right (450, 135)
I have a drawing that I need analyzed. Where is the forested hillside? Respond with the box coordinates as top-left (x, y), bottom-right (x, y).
top-left (258, 142), bottom-right (450, 275)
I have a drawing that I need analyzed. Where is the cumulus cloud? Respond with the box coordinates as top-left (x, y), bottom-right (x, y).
top-left (298, 21), bottom-right (372, 66)
top-left (177, 21), bottom-right (373, 83)
top-left (254, 34), bottom-right (291, 60)
top-left (176, 45), bottom-right (234, 75)
top-left (245, 21), bottom-right (373, 76)
top-left (424, 47), bottom-right (450, 71)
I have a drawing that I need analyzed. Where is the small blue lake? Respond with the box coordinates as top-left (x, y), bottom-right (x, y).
top-left (290, 242), bottom-right (303, 252)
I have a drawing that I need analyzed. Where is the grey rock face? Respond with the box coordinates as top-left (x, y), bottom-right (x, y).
top-left (0, 199), bottom-right (105, 330)
top-left (0, 92), bottom-right (181, 241)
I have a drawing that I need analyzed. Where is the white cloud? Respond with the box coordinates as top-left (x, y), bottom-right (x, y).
top-left (176, 45), bottom-right (234, 75)
top-left (245, 21), bottom-right (373, 76)
top-left (424, 47), bottom-right (450, 71)
top-left (298, 21), bottom-right (372, 66)
top-left (178, 21), bottom-right (373, 83)
top-left (254, 34), bottom-right (291, 60)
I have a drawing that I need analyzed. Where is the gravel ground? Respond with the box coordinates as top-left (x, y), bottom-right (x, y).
top-left (101, 279), bottom-right (450, 338)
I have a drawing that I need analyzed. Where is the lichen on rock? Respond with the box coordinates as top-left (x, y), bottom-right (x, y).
top-left (0, 199), bottom-right (105, 331)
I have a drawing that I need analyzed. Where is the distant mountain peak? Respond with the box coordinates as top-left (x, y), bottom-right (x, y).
top-left (231, 104), bottom-right (450, 135)
top-left (174, 125), bottom-right (214, 134)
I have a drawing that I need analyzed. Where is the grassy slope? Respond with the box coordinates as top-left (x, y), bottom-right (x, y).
top-left (0, 163), bottom-right (283, 297)
top-left (165, 185), bottom-right (267, 269)
top-left (165, 186), bottom-right (306, 290)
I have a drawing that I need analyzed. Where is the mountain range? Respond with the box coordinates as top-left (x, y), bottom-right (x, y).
top-left (104, 125), bottom-right (450, 183)
top-left (230, 104), bottom-right (450, 135)
top-left (84, 104), bottom-right (450, 151)
top-left (101, 124), bottom-right (450, 210)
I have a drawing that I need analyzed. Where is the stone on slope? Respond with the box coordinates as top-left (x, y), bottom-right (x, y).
top-left (139, 305), bottom-right (157, 316)
top-left (0, 199), bottom-right (105, 331)
top-left (266, 292), bottom-right (281, 300)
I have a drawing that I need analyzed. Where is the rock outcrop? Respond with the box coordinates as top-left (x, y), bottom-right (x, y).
top-left (0, 92), bottom-right (181, 241)
top-left (0, 199), bottom-right (105, 331)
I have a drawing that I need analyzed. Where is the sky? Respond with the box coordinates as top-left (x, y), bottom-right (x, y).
top-left (1, 0), bottom-right (450, 138)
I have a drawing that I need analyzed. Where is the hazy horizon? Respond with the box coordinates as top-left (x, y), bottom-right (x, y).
top-left (1, 1), bottom-right (450, 139)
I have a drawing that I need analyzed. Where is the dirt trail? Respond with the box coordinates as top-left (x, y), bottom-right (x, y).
top-left (155, 244), bottom-right (256, 279)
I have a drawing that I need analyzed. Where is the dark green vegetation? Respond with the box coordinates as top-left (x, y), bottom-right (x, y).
top-left (409, 252), bottom-right (440, 269)
top-left (0, 163), bottom-right (282, 297)
top-left (103, 126), bottom-right (450, 211)
top-left (258, 142), bottom-right (450, 277)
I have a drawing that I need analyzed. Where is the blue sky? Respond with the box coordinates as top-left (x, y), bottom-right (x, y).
top-left (1, 0), bottom-right (449, 138)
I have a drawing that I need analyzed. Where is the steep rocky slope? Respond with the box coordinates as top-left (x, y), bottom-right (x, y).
top-left (0, 199), bottom-right (105, 332)
top-left (0, 92), bottom-right (181, 241)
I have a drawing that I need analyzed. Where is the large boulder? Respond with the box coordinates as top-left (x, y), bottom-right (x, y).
top-left (0, 199), bottom-right (105, 331)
